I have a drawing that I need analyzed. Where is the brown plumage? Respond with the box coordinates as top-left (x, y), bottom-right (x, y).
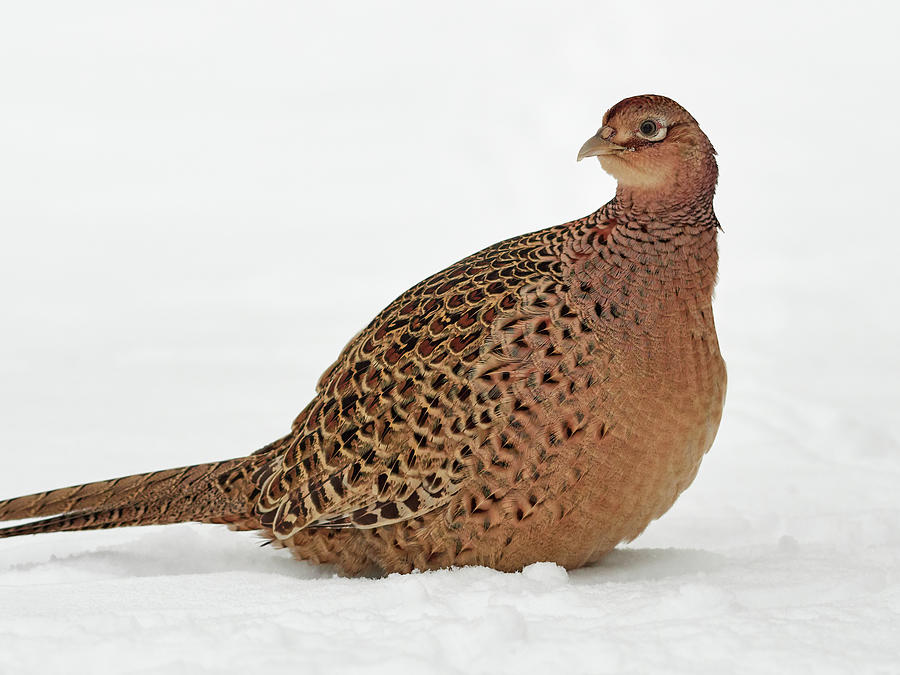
top-left (0, 95), bottom-right (726, 576)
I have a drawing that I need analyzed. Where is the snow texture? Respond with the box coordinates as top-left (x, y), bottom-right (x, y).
top-left (1, 2), bottom-right (899, 673)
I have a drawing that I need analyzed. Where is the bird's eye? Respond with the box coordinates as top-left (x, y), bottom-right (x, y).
top-left (638, 119), bottom-right (666, 141)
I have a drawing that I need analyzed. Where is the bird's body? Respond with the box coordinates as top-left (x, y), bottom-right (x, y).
top-left (0, 95), bottom-right (726, 576)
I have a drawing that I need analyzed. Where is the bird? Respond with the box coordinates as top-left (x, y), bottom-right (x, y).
top-left (0, 95), bottom-right (726, 576)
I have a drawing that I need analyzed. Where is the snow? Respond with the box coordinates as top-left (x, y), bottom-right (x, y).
top-left (1, 1), bottom-right (899, 673)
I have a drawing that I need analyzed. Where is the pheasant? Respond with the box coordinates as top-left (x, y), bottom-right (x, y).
top-left (0, 95), bottom-right (726, 576)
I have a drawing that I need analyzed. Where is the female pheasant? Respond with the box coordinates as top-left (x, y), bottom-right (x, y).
top-left (0, 95), bottom-right (726, 575)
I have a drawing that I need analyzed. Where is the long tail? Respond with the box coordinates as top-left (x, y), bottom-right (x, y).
top-left (0, 457), bottom-right (263, 538)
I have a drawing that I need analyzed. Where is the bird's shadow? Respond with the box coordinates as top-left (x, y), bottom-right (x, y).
top-left (3, 525), bottom-right (726, 584)
top-left (1, 525), bottom-right (332, 582)
top-left (569, 546), bottom-right (728, 584)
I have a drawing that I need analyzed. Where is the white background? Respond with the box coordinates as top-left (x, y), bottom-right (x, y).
top-left (1, 2), bottom-right (898, 673)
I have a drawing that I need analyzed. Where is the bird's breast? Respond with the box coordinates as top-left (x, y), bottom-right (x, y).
top-left (537, 252), bottom-right (727, 557)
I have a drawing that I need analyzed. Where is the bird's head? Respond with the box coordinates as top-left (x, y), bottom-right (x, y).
top-left (577, 95), bottom-right (717, 210)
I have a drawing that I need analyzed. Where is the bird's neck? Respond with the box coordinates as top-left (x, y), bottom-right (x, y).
top-left (611, 186), bottom-right (716, 223)
top-left (562, 195), bottom-right (720, 324)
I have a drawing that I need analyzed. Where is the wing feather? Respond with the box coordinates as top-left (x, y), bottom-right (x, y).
top-left (253, 223), bottom-right (593, 539)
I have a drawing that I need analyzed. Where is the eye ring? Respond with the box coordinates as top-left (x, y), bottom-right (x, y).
top-left (638, 119), bottom-right (667, 141)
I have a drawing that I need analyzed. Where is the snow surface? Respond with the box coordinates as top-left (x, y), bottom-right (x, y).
top-left (1, 2), bottom-right (899, 673)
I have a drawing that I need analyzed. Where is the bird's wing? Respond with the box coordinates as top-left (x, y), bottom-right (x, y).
top-left (253, 226), bottom-right (575, 539)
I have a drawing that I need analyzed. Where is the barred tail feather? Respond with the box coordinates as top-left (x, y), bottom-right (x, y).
top-left (0, 457), bottom-right (260, 539)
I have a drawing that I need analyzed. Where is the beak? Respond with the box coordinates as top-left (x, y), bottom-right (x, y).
top-left (576, 127), bottom-right (627, 161)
